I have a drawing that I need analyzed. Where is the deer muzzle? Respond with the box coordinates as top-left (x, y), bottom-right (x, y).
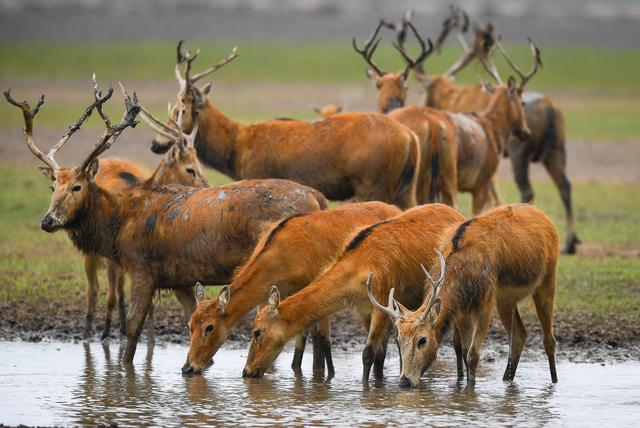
top-left (41, 212), bottom-right (63, 232)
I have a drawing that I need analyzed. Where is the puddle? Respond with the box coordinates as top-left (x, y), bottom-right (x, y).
top-left (0, 340), bottom-right (639, 426)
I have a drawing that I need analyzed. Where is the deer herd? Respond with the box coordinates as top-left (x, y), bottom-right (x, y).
top-left (6, 7), bottom-right (572, 389)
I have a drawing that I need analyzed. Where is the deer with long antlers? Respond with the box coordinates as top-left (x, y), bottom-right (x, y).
top-left (408, 10), bottom-right (579, 254)
top-left (182, 201), bottom-right (400, 376)
top-left (241, 203), bottom-right (464, 380)
top-left (5, 80), bottom-right (328, 362)
top-left (150, 42), bottom-right (420, 209)
top-left (370, 204), bottom-right (559, 388)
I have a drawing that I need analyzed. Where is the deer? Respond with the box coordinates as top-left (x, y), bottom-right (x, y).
top-left (312, 104), bottom-right (344, 118)
top-left (182, 201), bottom-right (401, 376)
top-left (149, 42), bottom-right (420, 209)
top-left (241, 203), bottom-right (465, 381)
top-left (369, 204), bottom-right (559, 388)
top-left (82, 86), bottom-right (211, 341)
top-left (5, 81), bottom-right (329, 363)
top-left (405, 10), bottom-right (579, 254)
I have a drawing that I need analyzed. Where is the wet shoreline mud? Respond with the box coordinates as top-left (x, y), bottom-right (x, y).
top-left (1, 300), bottom-right (637, 364)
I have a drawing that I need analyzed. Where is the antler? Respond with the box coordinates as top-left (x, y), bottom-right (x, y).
top-left (496, 37), bottom-right (542, 89)
top-left (175, 41), bottom-right (238, 92)
top-left (477, 33), bottom-right (503, 85)
top-left (444, 11), bottom-right (486, 77)
top-left (392, 21), bottom-right (434, 77)
top-left (366, 273), bottom-right (404, 320)
top-left (190, 47), bottom-right (239, 83)
top-left (352, 20), bottom-right (387, 76)
top-left (4, 90), bottom-right (55, 170)
top-left (119, 82), bottom-right (179, 141)
top-left (418, 250), bottom-right (447, 323)
top-left (79, 77), bottom-right (141, 172)
top-left (435, 5), bottom-right (468, 52)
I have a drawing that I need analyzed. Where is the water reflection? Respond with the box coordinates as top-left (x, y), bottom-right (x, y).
top-left (0, 341), bottom-right (638, 426)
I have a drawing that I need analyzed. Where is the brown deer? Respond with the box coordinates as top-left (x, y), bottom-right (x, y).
top-left (370, 204), bottom-right (559, 388)
top-left (411, 11), bottom-right (579, 254)
top-left (312, 104), bottom-right (344, 118)
top-left (83, 89), bottom-right (211, 341)
top-left (150, 42), bottom-right (420, 209)
top-left (5, 83), bottom-right (328, 363)
top-left (241, 203), bottom-right (465, 380)
top-left (182, 201), bottom-right (401, 376)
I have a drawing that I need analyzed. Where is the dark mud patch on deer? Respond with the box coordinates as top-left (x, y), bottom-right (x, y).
top-left (0, 300), bottom-right (638, 363)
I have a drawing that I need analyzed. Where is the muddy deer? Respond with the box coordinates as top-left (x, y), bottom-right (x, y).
top-left (241, 204), bottom-right (465, 380)
top-left (150, 42), bottom-right (420, 209)
top-left (82, 89), bottom-right (211, 341)
top-left (370, 204), bottom-right (559, 388)
top-left (182, 201), bottom-right (401, 376)
top-left (5, 83), bottom-right (328, 363)
top-left (409, 11), bottom-right (579, 254)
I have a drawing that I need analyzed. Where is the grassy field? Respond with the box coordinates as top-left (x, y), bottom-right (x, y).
top-left (1, 42), bottom-right (640, 140)
top-left (1, 165), bottom-right (638, 324)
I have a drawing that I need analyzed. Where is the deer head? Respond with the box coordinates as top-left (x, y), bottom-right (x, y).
top-left (5, 76), bottom-right (140, 232)
top-left (151, 42), bottom-right (238, 154)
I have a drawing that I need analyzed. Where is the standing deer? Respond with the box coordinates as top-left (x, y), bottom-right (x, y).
top-left (83, 88), bottom-right (211, 341)
top-left (241, 204), bottom-right (465, 380)
top-left (150, 42), bottom-right (420, 209)
top-left (408, 10), bottom-right (579, 254)
top-left (182, 201), bottom-right (400, 376)
top-left (5, 83), bottom-right (328, 363)
top-left (370, 204), bottom-right (559, 388)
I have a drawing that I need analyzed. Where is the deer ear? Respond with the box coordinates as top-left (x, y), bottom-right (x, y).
top-left (218, 285), bottom-right (230, 311)
top-left (267, 285), bottom-right (281, 313)
top-left (201, 81), bottom-right (213, 96)
top-left (192, 86), bottom-right (209, 107)
top-left (83, 159), bottom-right (99, 180)
top-left (507, 76), bottom-right (518, 95)
top-left (195, 282), bottom-right (205, 303)
top-left (38, 166), bottom-right (55, 181)
top-left (166, 145), bottom-right (180, 164)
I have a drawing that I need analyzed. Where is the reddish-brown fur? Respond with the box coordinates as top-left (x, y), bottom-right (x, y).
top-left (313, 104), bottom-right (344, 118)
top-left (388, 204), bottom-right (558, 388)
top-left (241, 204), bottom-right (465, 380)
top-left (183, 201), bottom-right (401, 375)
top-left (152, 44), bottom-right (420, 209)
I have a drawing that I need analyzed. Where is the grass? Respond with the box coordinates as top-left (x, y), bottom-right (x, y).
top-left (0, 164), bottom-right (638, 322)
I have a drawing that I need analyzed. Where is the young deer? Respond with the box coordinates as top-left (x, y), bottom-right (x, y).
top-left (150, 42), bottom-right (420, 209)
top-left (5, 83), bottom-right (328, 363)
top-left (410, 11), bottom-right (579, 254)
top-left (370, 204), bottom-right (559, 388)
top-left (242, 204), bottom-right (465, 380)
top-left (182, 201), bottom-right (401, 376)
top-left (83, 90), bottom-right (210, 341)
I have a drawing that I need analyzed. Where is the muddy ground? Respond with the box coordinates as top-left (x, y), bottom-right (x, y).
top-left (1, 298), bottom-right (638, 364)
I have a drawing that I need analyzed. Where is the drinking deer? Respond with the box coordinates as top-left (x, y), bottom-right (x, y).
top-left (5, 82), bottom-right (328, 363)
top-left (408, 10), bottom-right (579, 254)
top-left (182, 201), bottom-right (401, 376)
top-left (370, 204), bottom-right (559, 388)
top-left (242, 203), bottom-right (465, 380)
top-left (83, 90), bottom-right (211, 341)
top-left (150, 42), bottom-right (420, 209)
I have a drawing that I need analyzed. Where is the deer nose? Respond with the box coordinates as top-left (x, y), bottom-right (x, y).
top-left (383, 98), bottom-right (404, 113)
top-left (182, 361), bottom-right (195, 375)
top-left (41, 214), bottom-right (58, 232)
top-left (398, 375), bottom-right (413, 388)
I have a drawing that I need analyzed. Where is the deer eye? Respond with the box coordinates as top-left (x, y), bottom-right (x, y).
top-left (204, 324), bottom-right (214, 334)
top-left (72, 185), bottom-right (82, 192)
top-left (417, 337), bottom-right (427, 347)
top-left (186, 168), bottom-right (196, 177)
top-left (253, 329), bottom-right (261, 340)
top-left (49, 186), bottom-right (54, 192)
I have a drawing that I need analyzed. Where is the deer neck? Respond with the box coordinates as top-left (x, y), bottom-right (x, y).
top-left (65, 183), bottom-right (123, 261)
top-left (144, 160), bottom-right (170, 189)
top-left (425, 76), bottom-right (454, 108)
top-left (481, 92), bottom-right (512, 151)
top-left (194, 102), bottom-right (242, 179)
top-left (223, 263), bottom-right (279, 329)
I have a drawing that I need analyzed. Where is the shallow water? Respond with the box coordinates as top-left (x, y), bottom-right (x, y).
top-left (0, 340), bottom-right (639, 426)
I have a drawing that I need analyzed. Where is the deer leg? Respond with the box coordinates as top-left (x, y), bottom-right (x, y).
top-left (311, 324), bottom-right (326, 376)
top-left (291, 332), bottom-right (307, 373)
top-left (117, 269), bottom-right (127, 337)
top-left (488, 176), bottom-right (502, 207)
top-left (83, 255), bottom-right (100, 340)
top-left (365, 309), bottom-right (391, 381)
top-left (543, 153), bottom-right (579, 255)
top-left (509, 143), bottom-right (534, 203)
top-left (123, 274), bottom-right (155, 363)
top-left (497, 302), bottom-right (527, 382)
top-left (471, 186), bottom-right (490, 216)
top-left (317, 316), bottom-right (335, 377)
top-left (465, 308), bottom-right (492, 387)
top-left (453, 328), bottom-right (464, 381)
top-left (533, 276), bottom-right (558, 383)
top-left (174, 286), bottom-right (197, 326)
top-left (145, 300), bottom-right (155, 339)
top-left (102, 260), bottom-right (119, 341)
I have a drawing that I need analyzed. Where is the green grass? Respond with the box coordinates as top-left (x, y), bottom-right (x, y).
top-left (2, 41), bottom-right (640, 90)
top-left (0, 164), bottom-right (638, 321)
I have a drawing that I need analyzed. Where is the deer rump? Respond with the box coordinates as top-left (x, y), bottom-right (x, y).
top-left (211, 113), bottom-right (417, 202)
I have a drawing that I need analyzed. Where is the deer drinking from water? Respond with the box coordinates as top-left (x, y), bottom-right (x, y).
top-left (369, 204), bottom-right (559, 388)
top-left (242, 204), bottom-right (465, 381)
top-left (5, 82), bottom-right (328, 363)
top-left (150, 42), bottom-right (420, 209)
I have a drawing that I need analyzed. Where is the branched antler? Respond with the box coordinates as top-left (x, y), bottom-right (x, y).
top-left (496, 38), bottom-right (542, 89)
top-left (392, 21), bottom-right (434, 77)
top-left (419, 250), bottom-right (446, 323)
top-left (366, 273), bottom-right (404, 320)
top-left (175, 41), bottom-right (238, 93)
top-left (352, 21), bottom-right (387, 76)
